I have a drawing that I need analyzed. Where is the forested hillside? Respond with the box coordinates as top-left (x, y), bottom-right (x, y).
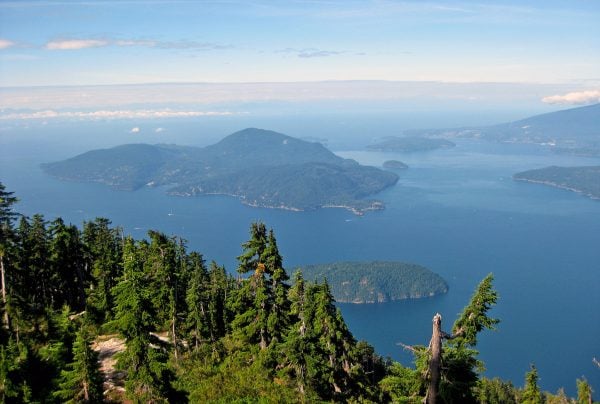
top-left (42, 128), bottom-right (399, 215)
top-left (298, 261), bottom-right (448, 303)
top-left (0, 182), bottom-right (594, 403)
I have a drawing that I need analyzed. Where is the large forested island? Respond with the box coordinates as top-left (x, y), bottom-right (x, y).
top-left (513, 165), bottom-right (600, 199)
top-left (42, 128), bottom-right (398, 215)
top-left (298, 261), bottom-right (448, 303)
top-left (366, 136), bottom-right (455, 152)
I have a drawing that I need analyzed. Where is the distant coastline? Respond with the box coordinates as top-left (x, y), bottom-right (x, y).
top-left (513, 165), bottom-right (600, 200)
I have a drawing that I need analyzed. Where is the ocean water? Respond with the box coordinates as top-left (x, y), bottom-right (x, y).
top-left (1, 118), bottom-right (599, 395)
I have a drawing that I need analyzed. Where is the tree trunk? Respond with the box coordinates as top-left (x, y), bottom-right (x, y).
top-left (0, 255), bottom-right (9, 329)
top-left (425, 313), bottom-right (443, 404)
top-left (172, 313), bottom-right (179, 362)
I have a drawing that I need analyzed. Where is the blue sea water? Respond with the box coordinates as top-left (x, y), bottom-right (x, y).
top-left (1, 117), bottom-right (599, 395)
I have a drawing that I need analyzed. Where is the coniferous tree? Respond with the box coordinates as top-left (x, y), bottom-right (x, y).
top-left (0, 182), bottom-right (18, 332)
top-left (16, 214), bottom-right (52, 333)
top-left (112, 237), bottom-right (171, 402)
top-left (280, 271), bottom-right (309, 396)
top-left (185, 252), bottom-right (209, 349)
top-left (522, 365), bottom-right (544, 404)
top-left (265, 230), bottom-right (290, 345)
top-left (576, 377), bottom-right (592, 404)
top-left (207, 261), bottom-right (230, 341)
top-left (438, 274), bottom-right (499, 403)
top-left (231, 223), bottom-right (272, 349)
top-left (49, 219), bottom-right (87, 311)
top-left (83, 218), bottom-right (123, 324)
top-left (146, 231), bottom-right (186, 360)
top-left (231, 223), bottom-right (291, 350)
top-left (53, 326), bottom-right (103, 403)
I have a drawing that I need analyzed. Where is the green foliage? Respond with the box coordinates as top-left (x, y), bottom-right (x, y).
top-left (83, 217), bottom-right (123, 325)
top-left (379, 362), bottom-right (422, 403)
top-left (452, 273), bottom-right (499, 347)
top-left (576, 377), bottom-right (593, 404)
top-left (53, 326), bottom-right (103, 403)
top-left (112, 237), bottom-right (173, 402)
top-left (476, 377), bottom-right (518, 404)
top-left (522, 365), bottom-right (544, 404)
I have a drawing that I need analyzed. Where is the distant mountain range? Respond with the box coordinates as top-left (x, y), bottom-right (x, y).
top-left (42, 128), bottom-right (399, 214)
top-left (405, 103), bottom-right (600, 156)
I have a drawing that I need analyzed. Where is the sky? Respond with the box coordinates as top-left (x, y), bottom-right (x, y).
top-left (0, 0), bottom-right (599, 115)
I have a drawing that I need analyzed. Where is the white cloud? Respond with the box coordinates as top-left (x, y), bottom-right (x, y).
top-left (46, 39), bottom-right (109, 50)
top-left (542, 90), bottom-right (600, 105)
top-left (276, 47), bottom-right (345, 58)
top-left (130, 127), bottom-right (140, 133)
top-left (155, 127), bottom-right (165, 133)
top-left (43, 37), bottom-right (230, 51)
top-left (0, 39), bottom-right (15, 49)
top-left (0, 109), bottom-right (238, 121)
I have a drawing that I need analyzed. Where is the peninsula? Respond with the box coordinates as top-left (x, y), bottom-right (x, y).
top-left (42, 128), bottom-right (399, 214)
top-left (297, 261), bottom-right (448, 304)
top-left (513, 165), bottom-right (600, 200)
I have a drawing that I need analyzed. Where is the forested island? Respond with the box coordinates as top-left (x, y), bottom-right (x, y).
top-left (367, 136), bottom-right (455, 152)
top-left (383, 160), bottom-right (409, 170)
top-left (42, 128), bottom-right (398, 215)
top-left (513, 165), bottom-right (600, 200)
top-left (298, 261), bottom-right (448, 303)
top-left (0, 182), bottom-right (595, 403)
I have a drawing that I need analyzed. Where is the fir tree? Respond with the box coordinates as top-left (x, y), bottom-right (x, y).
top-left (522, 365), bottom-right (544, 404)
top-left (53, 327), bottom-right (103, 403)
top-left (83, 218), bottom-right (123, 324)
top-left (185, 252), bottom-right (209, 349)
top-left (0, 182), bottom-right (18, 332)
top-left (49, 219), bottom-right (87, 311)
top-left (576, 377), bottom-right (593, 404)
top-left (112, 237), bottom-right (171, 403)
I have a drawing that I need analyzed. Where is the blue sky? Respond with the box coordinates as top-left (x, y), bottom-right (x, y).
top-left (0, 0), bottom-right (599, 112)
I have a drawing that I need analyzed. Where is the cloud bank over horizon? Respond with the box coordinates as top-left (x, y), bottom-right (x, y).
top-left (0, 81), bottom-right (584, 113)
top-left (0, 109), bottom-right (238, 121)
top-left (542, 90), bottom-right (600, 105)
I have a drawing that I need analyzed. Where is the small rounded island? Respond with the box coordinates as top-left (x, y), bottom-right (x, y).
top-left (383, 160), bottom-right (408, 170)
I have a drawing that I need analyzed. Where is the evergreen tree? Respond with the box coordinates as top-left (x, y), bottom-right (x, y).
top-left (49, 219), bottom-right (87, 311)
top-left (16, 214), bottom-right (53, 333)
top-left (53, 327), bottom-right (103, 403)
top-left (82, 218), bottom-right (123, 324)
top-left (265, 230), bottom-right (290, 345)
top-left (185, 252), bottom-right (209, 349)
top-left (231, 222), bottom-right (272, 349)
top-left (522, 365), bottom-right (544, 404)
top-left (576, 377), bottom-right (593, 404)
top-left (207, 261), bottom-right (229, 341)
top-left (112, 237), bottom-right (171, 402)
top-left (231, 223), bottom-right (291, 350)
top-left (280, 271), bottom-right (309, 396)
top-left (146, 231), bottom-right (186, 360)
top-left (0, 182), bottom-right (18, 332)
